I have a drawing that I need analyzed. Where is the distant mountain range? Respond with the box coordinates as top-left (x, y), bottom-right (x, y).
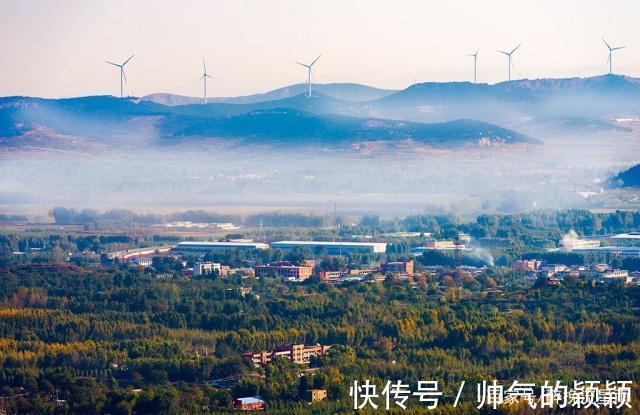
top-left (2, 74), bottom-right (638, 150)
top-left (146, 75), bottom-right (640, 133)
top-left (374, 75), bottom-right (640, 125)
top-left (0, 95), bottom-right (536, 147)
top-left (144, 83), bottom-right (397, 106)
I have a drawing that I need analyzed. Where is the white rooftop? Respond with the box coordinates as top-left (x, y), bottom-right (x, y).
top-left (272, 240), bottom-right (386, 247)
top-left (176, 241), bottom-right (269, 249)
top-left (236, 396), bottom-right (265, 404)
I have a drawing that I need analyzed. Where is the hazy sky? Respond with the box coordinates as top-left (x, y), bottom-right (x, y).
top-left (1, 0), bottom-right (639, 98)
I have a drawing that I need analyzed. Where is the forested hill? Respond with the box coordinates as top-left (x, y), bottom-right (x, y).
top-left (0, 96), bottom-right (536, 147)
top-left (610, 164), bottom-right (640, 188)
top-left (144, 82), bottom-right (398, 105)
top-left (168, 108), bottom-right (537, 145)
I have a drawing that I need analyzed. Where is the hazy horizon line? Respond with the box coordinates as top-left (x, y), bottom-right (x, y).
top-left (2, 72), bottom-right (636, 101)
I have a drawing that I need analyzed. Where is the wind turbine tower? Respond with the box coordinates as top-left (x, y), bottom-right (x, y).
top-left (201, 58), bottom-right (213, 104)
top-left (602, 38), bottom-right (625, 74)
top-left (469, 51), bottom-right (478, 83)
top-left (295, 55), bottom-right (321, 97)
top-left (497, 44), bottom-right (520, 81)
top-left (106, 55), bottom-right (134, 98)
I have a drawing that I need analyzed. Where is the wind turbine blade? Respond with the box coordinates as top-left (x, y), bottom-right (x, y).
top-left (606, 54), bottom-right (610, 64)
top-left (106, 61), bottom-right (120, 67)
top-left (202, 58), bottom-right (206, 73)
top-left (122, 69), bottom-right (127, 84)
top-left (613, 46), bottom-right (625, 50)
top-left (310, 55), bottom-right (321, 66)
top-left (122, 54), bottom-right (135, 66)
top-left (510, 43), bottom-right (521, 54)
top-left (497, 50), bottom-right (509, 55)
top-left (296, 62), bottom-right (310, 68)
top-left (602, 38), bottom-right (612, 50)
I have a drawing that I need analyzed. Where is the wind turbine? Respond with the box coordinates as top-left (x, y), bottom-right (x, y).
top-left (295, 55), bottom-right (321, 97)
top-left (602, 38), bottom-right (625, 74)
top-left (469, 50), bottom-right (479, 83)
top-left (201, 58), bottom-right (213, 104)
top-left (105, 55), bottom-right (134, 98)
top-left (497, 44), bottom-right (520, 81)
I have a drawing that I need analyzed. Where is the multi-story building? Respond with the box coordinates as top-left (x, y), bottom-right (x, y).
top-left (192, 262), bottom-right (221, 277)
top-left (318, 268), bottom-right (378, 282)
top-left (129, 258), bottom-right (153, 268)
top-left (242, 343), bottom-right (331, 365)
top-left (381, 260), bottom-right (414, 274)
top-left (539, 263), bottom-right (569, 276)
top-left (233, 397), bottom-right (266, 411)
top-left (426, 240), bottom-right (464, 250)
top-left (515, 259), bottom-right (543, 271)
top-left (595, 269), bottom-right (631, 284)
top-left (254, 261), bottom-right (313, 282)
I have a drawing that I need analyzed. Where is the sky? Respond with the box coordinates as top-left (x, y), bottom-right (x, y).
top-left (1, 0), bottom-right (639, 98)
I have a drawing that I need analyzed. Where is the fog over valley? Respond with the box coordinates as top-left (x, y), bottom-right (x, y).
top-left (1, 76), bottom-right (640, 217)
top-left (1, 131), bottom-right (639, 216)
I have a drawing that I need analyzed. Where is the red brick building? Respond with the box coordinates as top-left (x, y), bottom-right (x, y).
top-left (381, 260), bottom-right (414, 274)
top-left (254, 261), bottom-right (313, 281)
top-left (242, 343), bottom-right (331, 365)
top-left (233, 396), bottom-right (266, 410)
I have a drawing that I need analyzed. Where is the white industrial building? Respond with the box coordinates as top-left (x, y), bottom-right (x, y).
top-left (193, 262), bottom-right (222, 277)
top-left (129, 258), bottom-right (153, 268)
top-left (569, 246), bottom-right (640, 257)
top-left (271, 240), bottom-right (387, 254)
top-left (560, 238), bottom-right (601, 251)
top-left (174, 241), bottom-right (269, 252)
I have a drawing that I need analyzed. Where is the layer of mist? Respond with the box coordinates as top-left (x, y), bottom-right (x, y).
top-left (1, 130), bottom-right (638, 216)
top-left (2, 75), bottom-right (640, 217)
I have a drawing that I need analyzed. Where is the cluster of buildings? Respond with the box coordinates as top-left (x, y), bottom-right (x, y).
top-left (241, 343), bottom-right (331, 366)
top-left (253, 260), bottom-right (416, 284)
top-left (515, 259), bottom-right (640, 285)
top-left (230, 342), bottom-right (333, 411)
top-left (116, 236), bottom-right (472, 285)
top-left (173, 240), bottom-right (388, 254)
top-left (122, 233), bottom-right (640, 287)
top-left (172, 240), bottom-right (402, 282)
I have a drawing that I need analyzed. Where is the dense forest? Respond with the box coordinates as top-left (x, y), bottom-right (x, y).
top-left (0, 265), bottom-right (638, 413)
top-left (1, 209), bottom-right (639, 413)
top-left (40, 207), bottom-right (640, 236)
